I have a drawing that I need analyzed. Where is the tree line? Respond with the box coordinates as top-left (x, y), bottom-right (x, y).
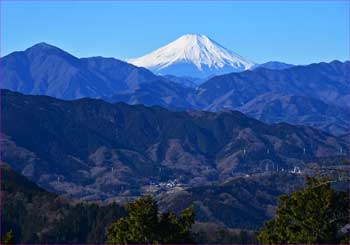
top-left (3, 175), bottom-right (349, 244)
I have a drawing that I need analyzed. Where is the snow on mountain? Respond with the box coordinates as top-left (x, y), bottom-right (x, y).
top-left (128, 34), bottom-right (256, 78)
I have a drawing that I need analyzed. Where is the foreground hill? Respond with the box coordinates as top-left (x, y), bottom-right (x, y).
top-left (2, 163), bottom-right (302, 243)
top-left (1, 163), bottom-right (126, 244)
top-left (2, 90), bottom-right (348, 200)
top-left (158, 172), bottom-right (305, 230)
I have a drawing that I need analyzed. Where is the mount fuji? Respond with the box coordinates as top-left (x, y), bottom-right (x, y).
top-left (128, 34), bottom-right (256, 78)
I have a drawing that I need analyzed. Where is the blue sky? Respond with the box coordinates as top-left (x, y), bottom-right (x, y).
top-left (1, 1), bottom-right (349, 64)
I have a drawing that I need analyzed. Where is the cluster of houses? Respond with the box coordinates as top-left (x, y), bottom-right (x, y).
top-left (148, 179), bottom-right (181, 189)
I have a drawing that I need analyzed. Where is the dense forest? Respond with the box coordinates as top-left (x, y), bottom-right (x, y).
top-left (1, 164), bottom-right (126, 243)
top-left (1, 164), bottom-right (257, 244)
top-left (3, 162), bottom-right (349, 244)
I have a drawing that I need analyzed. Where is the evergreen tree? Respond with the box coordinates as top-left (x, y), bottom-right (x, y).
top-left (106, 195), bottom-right (195, 244)
top-left (2, 230), bottom-right (16, 244)
top-left (258, 177), bottom-right (350, 244)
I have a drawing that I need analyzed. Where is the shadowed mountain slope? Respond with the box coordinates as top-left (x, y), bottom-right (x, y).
top-left (2, 90), bottom-right (348, 200)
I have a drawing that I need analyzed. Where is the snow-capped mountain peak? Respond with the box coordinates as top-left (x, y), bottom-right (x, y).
top-left (128, 34), bottom-right (256, 78)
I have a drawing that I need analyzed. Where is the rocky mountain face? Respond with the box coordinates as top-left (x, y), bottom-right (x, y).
top-left (2, 90), bottom-right (348, 200)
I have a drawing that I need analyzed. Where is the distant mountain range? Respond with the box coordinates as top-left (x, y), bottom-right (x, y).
top-left (2, 89), bottom-right (348, 200)
top-left (255, 61), bottom-right (294, 70)
top-left (1, 42), bottom-right (349, 134)
top-left (106, 60), bottom-right (350, 134)
top-left (1, 42), bottom-right (176, 99)
top-left (195, 60), bottom-right (350, 134)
